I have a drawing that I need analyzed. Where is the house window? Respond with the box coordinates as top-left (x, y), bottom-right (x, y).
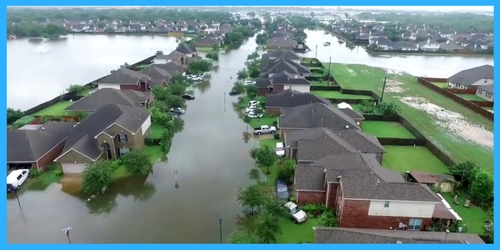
top-left (119, 132), bottom-right (128, 142)
top-left (408, 218), bottom-right (423, 230)
top-left (119, 147), bottom-right (130, 156)
top-left (384, 201), bottom-right (390, 208)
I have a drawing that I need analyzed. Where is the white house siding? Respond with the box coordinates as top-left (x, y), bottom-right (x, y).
top-left (152, 58), bottom-right (167, 64)
top-left (61, 163), bottom-right (86, 174)
top-left (471, 78), bottom-right (494, 86)
top-left (98, 83), bottom-right (121, 90)
top-left (141, 115), bottom-right (152, 135)
top-left (283, 84), bottom-right (310, 93)
top-left (476, 89), bottom-right (494, 102)
top-left (368, 200), bottom-right (435, 218)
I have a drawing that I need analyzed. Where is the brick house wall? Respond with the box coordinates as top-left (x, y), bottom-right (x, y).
top-left (36, 140), bottom-right (66, 171)
top-left (296, 190), bottom-right (326, 205)
top-left (338, 199), bottom-right (431, 230)
top-left (326, 183), bottom-right (339, 208)
top-left (265, 107), bottom-right (281, 116)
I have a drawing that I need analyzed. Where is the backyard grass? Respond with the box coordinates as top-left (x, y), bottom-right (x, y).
top-left (23, 164), bottom-right (63, 191)
top-left (144, 145), bottom-right (164, 163)
top-left (311, 90), bottom-right (373, 100)
top-left (151, 124), bottom-right (168, 139)
top-left (456, 94), bottom-right (486, 102)
top-left (34, 101), bottom-right (71, 116)
top-left (324, 63), bottom-right (494, 173)
top-left (277, 217), bottom-right (319, 243)
top-left (111, 166), bottom-right (131, 179)
top-left (310, 80), bottom-right (331, 86)
top-left (197, 47), bottom-right (216, 52)
top-left (381, 146), bottom-right (450, 174)
top-left (430, 82), bottom-right (448, 88)
top-left (259, 138), bottom-right (281, 186)
top-left (441, 193), bottom-right (488, 235)
top-left (249, 116), bottom-right (277, 128)
top-left (361, 121), bottom-right (415, 139)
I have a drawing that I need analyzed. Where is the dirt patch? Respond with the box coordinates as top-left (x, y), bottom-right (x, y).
top-left (380, 79), bottom-right (406, 93)
top-left (398, 97), bottom-right (494, 150)
top-left (385, 68), bottom-right (405, 75)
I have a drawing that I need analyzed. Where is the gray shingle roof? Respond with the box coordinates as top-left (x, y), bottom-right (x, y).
top-left (65, 89), bottom-right (150, 112)
top-left (8, 122), bottom-right (75, 162)
top-left (265, 59), bottom-right (310, 75)
top-left (279, 103), bottom-right (360, 130)
top-left (97, 68), bottom-right (150, 85)
top-left (267, 36), bottom-right (298, 47)
top-left (314, 227), bottom-right (485, 244)
top-left (294, 165), bottom-right (326, 191)
top-left (176, 43), bottom-right (197, 54)
top-left (338, 108), bottom-right (365, 120)
top-left (335, 129), bottom-right (385, 154)
top-left (140, 65), bottom-right (172, 87)
top-left (152, 62), bottom-right (185, 75)
top-left (270, 71), bottom-right (311, 85)
top-left (296, 132), bottom-right (358, 162)
top-left (477, 84), bottom-right (494, 94)
top-left (266, 89), bottom-right (330, 108)
top-left (268, 50), bottom-right (302, 61)
top-left (448, 64), bottom-right (494, 85)
top-left (58, 104), bottom-right (151, 160)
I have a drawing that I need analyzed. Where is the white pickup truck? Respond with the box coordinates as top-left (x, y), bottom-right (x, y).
top-left (253, 125), bottom-right (277, 135)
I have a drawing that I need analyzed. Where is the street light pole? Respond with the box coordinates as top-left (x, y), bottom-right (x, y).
top-left (219, 219), bottom-right (223, 243)
top-left (380, 76), bottom-right (388, 103)
top-left (62, 227), bottom-right (72, 244)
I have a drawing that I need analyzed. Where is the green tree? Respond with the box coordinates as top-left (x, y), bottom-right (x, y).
top-left (450, 161), bottom-right (477, 187)
top-left (228, 229), bottom-right (260, 243)
top-left (188, 59), bottom-right (212, 74)
top-left (155, 50), bottom-right (164, 55)
top-left (66, 84), bottom-right (85, 95)
top-left (247, 52), bottom-right (259, 61)
top-left (237, 69), bottom-right (249, 80)
top-left (236, 183), bottom-right (266, 215)
top-left (261, 196), bottom-right (287, 218)
top-left (232, 83), bottom-right (246, 94)
top-left (121, 149), bottom-right (154, 177)
top-left (252, 144), bottom-right (277, 174)
top-left (81, 160), bottom-right (113, 195)
top-left (469, 169), bottom-right (493, 208)
top-left (255, 33), bottom-right (268, 45)
top-left (206, 52), bottom-right (219, 61)
top-left (168, 83), bottom-right (187, 96)
top-left (245, 84), bottom-right (258, 98)
top-left (255, 210), bottom-right (281, 243)
top-left (276, 159), bottom-right (295, 183)
top-left (7, 108), bottom-right (24, 125)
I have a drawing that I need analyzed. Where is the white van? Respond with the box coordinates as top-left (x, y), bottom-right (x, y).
top-left (7, 169), bottom-right (30, 193)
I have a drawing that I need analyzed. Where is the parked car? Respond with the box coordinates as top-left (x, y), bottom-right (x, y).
top-left (170, 107), bottom-right (186, 115)
top-left (253, 125), bottom-right (276, 135)
top-left (245, 105), bottom-right (257, 113)
top-left (7, 169), bottom-right (30, 193)
top-left (248, 100), bottom-right (260, 107)
top-left (275, 142), bottom-right (285, 157)
top-left (243, 80), bottom-right (255, 85)
top-left (229, 90), bottom-right (240, 96)
top-left (284, 202), bottom-right (308, 224)
top-left (247, 112), bottom-right (263, 119)
top-left (182, 94), bottom-right (195, 100)
top-left (276, 179), bottom-right (290, 200)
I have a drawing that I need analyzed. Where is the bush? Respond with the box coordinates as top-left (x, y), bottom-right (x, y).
top-left (359, 100), bottom-right (375, 114)
top-left (53, 168), bottom-right (64, 176)
top-left (273, 133), bottom-right (280, 140)
top-left (121, 150), bottom-right (154, 177)
top-left (12, 115), bottom-right (36, 129)
top-left (276, 160), bottom-right (295, 183)
top-left (289, 196), bottom-right (296, 202)
top-left (302, 204), bottom-right (328, 217)
top-left (109, 159), bottom-right (122, 171)
top-left (469, 169), bottom-right (493, 208)
top-left (81, 161), bottom-right (113, 195)
top-left (272, 121), bottom-right (278, 126)
top-left (145, 137), bottom-right (161, 146)
top-left (318, 210), bottom-right (337, 227)
top-left (30, 167), bottom-right (41, 178)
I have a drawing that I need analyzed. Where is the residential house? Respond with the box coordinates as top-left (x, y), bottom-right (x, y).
top-left (294, 153), bottom-right (441, 230)
top-left (152, 54), bottom-right (170, 64)
top-left (261, 50), bottom-right (302, 69)
top-left (314, 227), bottom-right (485, 244)
top-left (476, 84), bottom-right (494, 102)
top-left (176, 43), bottom-right (198, 57)
top-left (7, 122), bottom-right (75, 171)
top-left (370, 37), bottom-right (395, 51)
top-left (140, 65), bottom-right (172, 88)
top-left (393, 41), bottom-right (418, 51)
top-left (418, 38), bottom-right (440, 52)
top-left (194, 36), bottom-right (221, 47)
top-left (409, 29), bottom-right (428, 41)
top-left (368, 31), bottom-right (387, 44)
top-left (284, 127), bottom-right (384, 163)
top-left (256, 71), bottom-right (311, 96)
top-left (96, 68), bottom-right (151, 92)
top-left (265, 89), bottom-right (330, 115)
top-left (54, 103), bottom-right (152, 174)
top-left (267, 36), bottom-right (298, 51)
top-left (163, 51), bottom-right (189, 65)
top-left (270, 30), bottom-right (294, 38)
top-left (438, 40), bottom-right (467, 52)
top-left (447, 65), bottom-right (494, 89)
top-left (261, 59), bottom-right (311, 78)
top-left (65, 88), bottom-right (153, 114)
top-left (151, 62), bottom-right (186, 76)
top-left (277, 102), bottom-right (361, 137)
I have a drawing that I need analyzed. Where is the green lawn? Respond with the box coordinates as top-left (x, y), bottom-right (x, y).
top-left (325, 63), bottom-right (493, 173)
top-left (277, 217), bottom-right (319, 243)
top-left (24, 164), bottom-right (63, 191)
top-left (249, 116), bottom-right (277, 128)
top-left (361, 121), bottom-right (415, 139)
top-left (34, 101), bottom-right (71, 116)
top-left (441, 193), bottom-right (488, 235)
top-left (144, 145), bottom-right (164, 163)
top-left (259, 138), bottom-right (281, 186)
top-left (382, 146), bottom-right (450, 174)
top-left (431, 82), bottom-right (448, 88)
top-left (151, 125), bottom-right (168, 139)
top-left (310, 80), bottom-right (331, 86)
top-left (311, 90), bottom-right (373, 99)
top-left (456, 94), bottom-right (486, 102)
top-left (111, 166), bottom-right (131, 180)
top-left (197, 47), bottom-right (216, 52)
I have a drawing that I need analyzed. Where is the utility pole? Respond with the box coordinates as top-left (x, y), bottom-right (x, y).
top-left (315, 45), bottom-right (318, 58)
top-left (327, 56), bottom-right (332, 82)
top-left (380, 76), bottom-right (387, 103)
top-left (62, 227), bottom-right (72, 244)
top-left (219, 219), bottom-right (223, 243)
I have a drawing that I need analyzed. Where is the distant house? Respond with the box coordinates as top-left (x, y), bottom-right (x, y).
top-left (284, 127), bottom-right (384, 163)
top-left (163, 51), bottom-right (189, 65)
top-left (438, 41), bottom-right (467, 52)
top-left (260, 50), bottom-right (302, 69)
top-left (269, 30), bottom-right (294, 38)
top-left (447, 65), bottom-right (494, 89)
top-left (176, 43), bottom-right (198, 56)
top-left (152, 54), bottom-right (170, 64)
top-left (314, 227), bottom-right (485, 244)
top-left (476, 84), bottom-right (494, 102)
top-left (368, 31), bottom-right (387, 43)
top-left (264, 89), bottom-right (330, 115)
top-left (54, 103), bottom-right (152, 174)
top-left (194, 36), bottom-right (221, 47)
top-left (140, 65), bottom-right (172, 88)
top-left (261, 59), bottom-right (311, 77)
top-left (370, 37), bottom-right (395, 51)
top-left (267, 36), bottom-right (298, 51)
top-left (418, 38), bottom-right (440, 52)
top-left (64, 88), bottom-right (153, 114)
top-left (96, 68), bottom-right (151, 92)
top-left (256, 72), bottom-right (311, 96)
top-left (152, 61), bottom-right (186, 76)
top-left (8, 122), bottom-right (75, 171)
top-left (393, 41), bottom-right (418, 51)
top-left (294, 153), bottom-right (441, 230)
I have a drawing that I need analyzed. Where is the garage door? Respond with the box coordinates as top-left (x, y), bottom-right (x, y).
top-left (61, 163), bottom-right (86, 174)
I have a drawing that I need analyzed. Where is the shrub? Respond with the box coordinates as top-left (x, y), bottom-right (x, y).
top-left (272, 121), bottom-right (278, 126)
top-left (121, 150), bottom-right (154, 177)
top-left (276, 160), bottom-right (294, 183)
top-left (302, 204), bottom-right (328, 217)
top-left (30, 167), bottom-right (41, 178)
top-left (53, 168), bottom-right (64, 176)
top-left (318, 210), bottom-right (337, 227)
top-left (289, 196), bottom-right (296, 202)
top-left (273, 133), bottom-right (280, 140)
top-left (359, 100), bottom-right (375, 114)
top-left (12, 116), bottom-right (36, 129)
top-left (81, 161), bottom-right (113, 195)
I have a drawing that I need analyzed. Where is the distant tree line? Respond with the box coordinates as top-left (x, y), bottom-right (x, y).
top-left (356, 12), bottom-right (494, 33)
top-left (8, 22), bottom-right (67, 38)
